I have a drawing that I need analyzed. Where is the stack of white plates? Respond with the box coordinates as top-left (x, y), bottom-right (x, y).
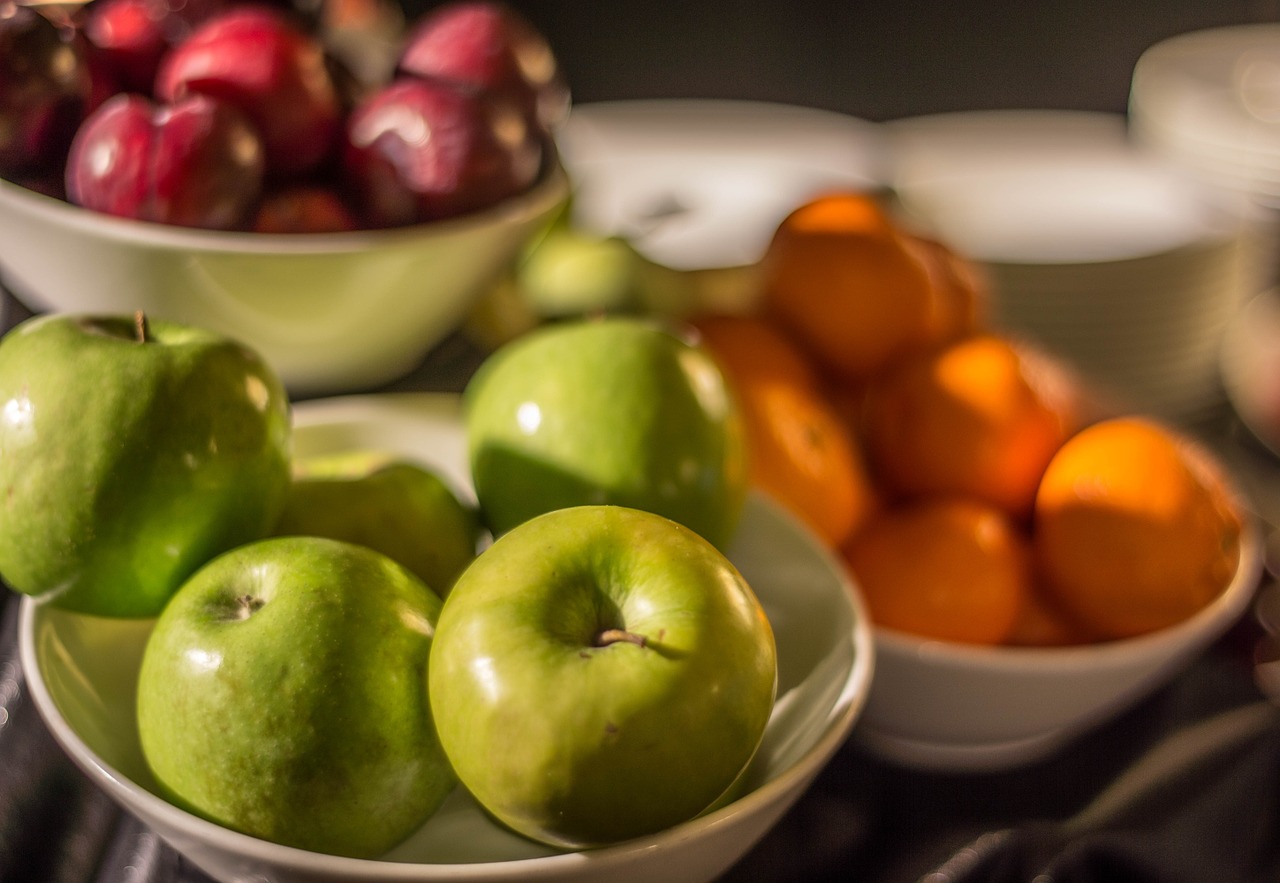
top-left (886, 110), bottom-right (1267, 422)
top-left (1130, 24), bottom-right (1280, 213)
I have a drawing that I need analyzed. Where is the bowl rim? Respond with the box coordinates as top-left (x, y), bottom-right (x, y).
top-left (19, 566), bottom-right (872, 879)
top-left (17, 421), bottom-right (876, 879)
top-left (0, 162), bottom-right (570, 256)
top-left (871, 514), bottom-right (1263, 671)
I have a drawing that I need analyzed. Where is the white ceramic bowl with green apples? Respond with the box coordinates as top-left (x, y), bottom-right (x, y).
top-left (0, 166), bottom-right (567, 397)
top-left (20, 391), bottom-right (875, 883)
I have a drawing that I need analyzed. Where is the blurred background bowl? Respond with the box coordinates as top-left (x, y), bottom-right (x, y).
top-left (853, 518), bottom-right (1262, 772)
top-left (0, 165), bottom-right (569, 397)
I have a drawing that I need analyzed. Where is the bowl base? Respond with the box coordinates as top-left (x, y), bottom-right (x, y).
top-left (853, 724), bottom-right (1075, 773)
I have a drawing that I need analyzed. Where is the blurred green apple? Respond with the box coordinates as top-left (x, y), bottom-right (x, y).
top-left (273, 450), bottom-right (479, 596)
top-left (136, 535), bottom-right (455, 859)
top-left (517, 225), bottom-right (697, 321)
top-left (0, 313), bottom-right (291, 617)
top-left (429, 504), bottom-right (777, 848)
top-left (518, 227), bottom-right (645, 318)
top-left (463, 316), bottom-right (748, 549)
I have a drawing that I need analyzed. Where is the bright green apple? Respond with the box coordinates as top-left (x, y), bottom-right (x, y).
top-left (0, 312), bottom-right (291, 617)
top-left (463, 316), bottom-right (748, 549)
top-left (273, 450), bottom-right (479, 596)
top-left (136, 535), bottom-right (455, 859)
top-left (428, 504), bottom-right (777, 848)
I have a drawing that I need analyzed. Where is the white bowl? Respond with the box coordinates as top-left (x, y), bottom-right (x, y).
top-left (854, 518), bottom-right (1263, 772)
top-left (0, 169), bottom-right (568, 396)
top-left (20, 391), bottom-right (874, 883)
top-left (559, 100), bottom-right (886, 273)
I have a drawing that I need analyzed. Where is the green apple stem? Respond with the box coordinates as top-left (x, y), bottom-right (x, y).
top-left (232, 593), bottom-right (265, 620)
top-left (595, 627), bottom-right (647, 649)
top-left (134, 310), bottom-right (152, 344)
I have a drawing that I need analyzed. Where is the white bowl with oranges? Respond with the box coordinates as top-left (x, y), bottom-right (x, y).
top-left (691, 190), bottom-right (1263, 772)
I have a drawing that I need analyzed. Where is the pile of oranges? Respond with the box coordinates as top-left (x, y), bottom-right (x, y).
top-left (688, 191), bottom-right (1245, 647)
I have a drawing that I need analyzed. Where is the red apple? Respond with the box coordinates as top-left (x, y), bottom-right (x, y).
top-left (397, 1), bottom-right (569, 133)
top-left (78, 0), bottom-right (302, 95)
top-left (155, 5), bottom-right (341, 178)
top-left (66, 92), bottom-right (265, 229)
top-left (343, 76), bottom-right (542, 227)
top-left (253, 184), bottom-right (359, 233)
top-left (0, 2), bottom-right (92, 178)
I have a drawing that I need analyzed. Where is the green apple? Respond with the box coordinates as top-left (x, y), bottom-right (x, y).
top-left (273, 450), bottom-right (479, 596)
top-left (518, 227), bottom-right (645, 318)
top-left (0, 312), bottom-right (291, 617)
top-left (428, 504), bottom-right (777, 848)
top-left (463, 316), bottom-right (748, 549)
top-left (136, 535), bottom-right (455, 859)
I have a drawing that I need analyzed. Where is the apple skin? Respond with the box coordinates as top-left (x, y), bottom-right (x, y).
top-left (252, 184), bottom-right (359, 233)
top-left (342, 75), bottom-right (543, 227)
top-left (273, 450), bottom-right (479, 596)
top-left (0, 3), bottom-right (92, 178)
top-left (137, 536), bottom-right (455, 858)
top-left (397, 0), bottom-right (570, 133)
top-left (78, 0), bottom-right (233, 94)
top-left (0, 313), bottom-right (291, 617)
top-left (429, 504), bottom-right (777, 848)
top-left (65, 92), bottom-right (265, 230)
top-left (464, 317), bottom-right (748, 550)
top-left (155, 5), bottom-right (341, 178)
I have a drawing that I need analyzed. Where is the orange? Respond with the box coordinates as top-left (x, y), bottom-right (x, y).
top-left (740, 380), bottom-right (878, 548)
top-left (1005, 583), bottom-right (1093, 647)
top-left (1032, 417), bottom-right (1243, 640)
top-left (759, 192), bottom-right (938, 383)
top-left (842, 497), bottom-right (1031, 645)
top-left (903, 232), bottom-right (988, 345)
top-left (861, 333), bottom-right (1080, 519)
top-left (690, 313), bottom-right (876, 548)
top-left (687, 313), bottom-right (820, 390)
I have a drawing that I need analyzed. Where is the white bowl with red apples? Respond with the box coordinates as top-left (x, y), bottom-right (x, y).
top-left (0, 0), bottom-right (570, 394)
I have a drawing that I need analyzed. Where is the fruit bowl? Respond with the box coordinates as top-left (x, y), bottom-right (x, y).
top-left (0, 167), bottom-right (568, 396)
top-left (854, 518), bottom-right (1262, 772)
top-left (19, 392), bottom-right (875, 883)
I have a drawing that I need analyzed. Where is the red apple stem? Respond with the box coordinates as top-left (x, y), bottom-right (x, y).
top-left (134, 310), bottom-right (151, 344)
top-left (595, 628), bottom-right (647, 648)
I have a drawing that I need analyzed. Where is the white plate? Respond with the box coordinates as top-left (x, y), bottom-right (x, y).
top-left (885, 109), bottom-right (1132, 184)
top-left (558, 99), bottom-right (886, 270)
top-left (20, 392), bottom-right (875, 883)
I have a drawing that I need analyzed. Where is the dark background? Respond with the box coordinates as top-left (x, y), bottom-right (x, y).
top-left (425, 0), bottom-right (1280, 123)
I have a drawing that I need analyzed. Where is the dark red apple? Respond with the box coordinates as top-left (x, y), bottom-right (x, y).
top-left (253, 184), bottom-right (358, 233)
top-left (397, 1), bottom-right (569, 133)
top-left (82, 0), bottom-right (173, 93)
top-left (66, 92), bottom-right (265, 229)
top-left (342, 76), bottom-right (542, 227)
top-left (155, 5), bottom-right (341, 178)
top-left (0, 2), bottom-right (93, 178)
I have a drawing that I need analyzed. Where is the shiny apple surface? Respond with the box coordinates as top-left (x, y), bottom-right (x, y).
top-left (20, 391), bottom-right (874, 883)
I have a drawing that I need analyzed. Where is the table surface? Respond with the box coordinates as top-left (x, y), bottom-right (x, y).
top-left (1, 288), bottom-right (1278, 883)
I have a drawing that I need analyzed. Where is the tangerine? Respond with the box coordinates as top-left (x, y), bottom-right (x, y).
top-left (1032, 417), bottom-right (1243, 640)
top-left (759, 192), bottom-right (938, 382)
top-left (691, 313), bottom-right (876, 548)
top-left (861, 334), bottom-right (1080, 519)
top-left (687, 313), bottom-right (820, 390)
top-left (842, 497), bottom-right (1031, 645)
top-left (904, 232), bottom-right (988, 345)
